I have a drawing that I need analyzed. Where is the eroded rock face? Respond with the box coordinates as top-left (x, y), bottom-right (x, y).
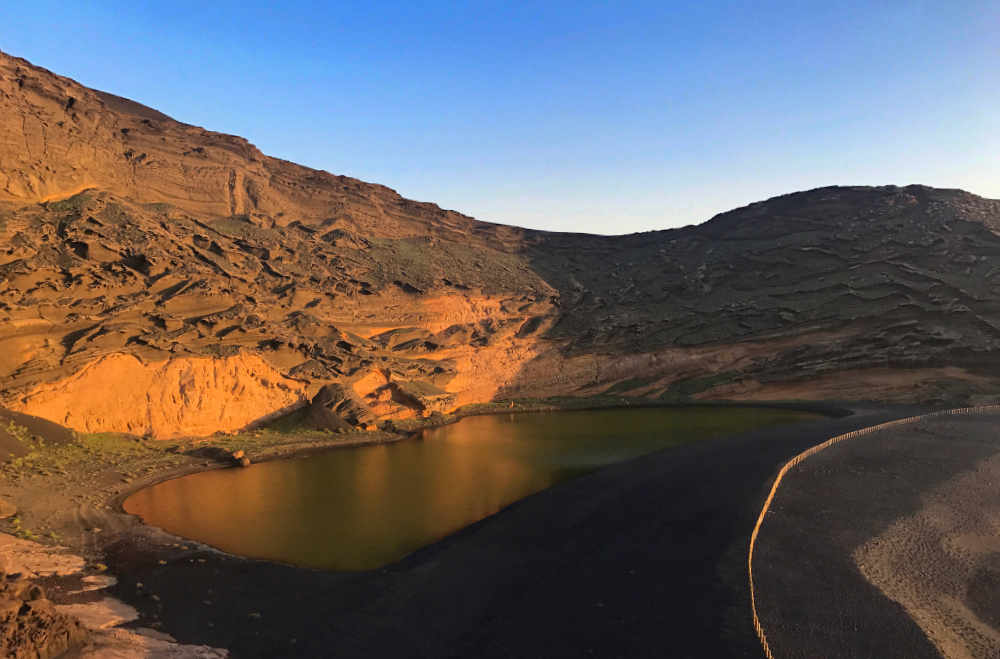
top-left (0, 572), bottom-right (90, 659)
top-left (2, 48), bottom-right (1000, 438)
top-left (9, 354), bottom-right (308, 439)
top-left (0, 51), bottom-right (526, 244)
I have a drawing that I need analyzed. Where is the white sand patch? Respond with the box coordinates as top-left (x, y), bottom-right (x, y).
top-left (855, 452), bottom-right (1000, 659)
top-left (0, 532), bottom-right (228, 658)
top-left (0, 531), bottom-right (86, 576)
top-left (57, 597), bottom-right (139, 629)
top-left (84, 627), bottom-right (228, 659)
top-left (69, 573), bottom-right (118, 594)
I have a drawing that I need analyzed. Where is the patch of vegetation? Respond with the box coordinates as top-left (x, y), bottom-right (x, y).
top-left (74, 432), bottom-right (154, 457)
top-left (602, 375), bottom-right (662, 395)
top-left (5, 421), bottom-right (48, 452)
top-left (8, 516), bottom-right (37, 540)
top-left (5, 421), bottom-right (30, 443)
top-left (210, 217), bottom-right (280, 245)
top-left (98, 202), bottom-right (131, 225)
top-left (658, 371), bottom-right (739, 402)
top-left (262, 408), bottom-right (325, 435)
top-left (46, 191), bottom-right (93, 213)
top-left (387, 415), bottom-right (451, 432)
top-left (142, 202), bottom-right (172, 213)
top-left (93, 202), bottom-right (146, 242)
top-left (456, 395), bottom-right (655, 416)
top-left (264, 407), bottom-right (453, 436)
top-left (198, 426), bottom-right (372, 458)
top-left (201, 343), bottom-right (242, 357)
top-left (0, 432), bottom-right (167, 480)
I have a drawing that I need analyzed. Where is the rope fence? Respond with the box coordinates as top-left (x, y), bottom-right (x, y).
top-left (748, 404), bottom-right (1000, 659)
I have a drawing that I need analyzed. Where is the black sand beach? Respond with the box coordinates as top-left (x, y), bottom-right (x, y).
top-left (100, 404), bottom-right (939, 659)
top-left (755, 410), bottom-right (1000, 659)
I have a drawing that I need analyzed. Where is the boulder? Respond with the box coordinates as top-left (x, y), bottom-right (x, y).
top-left (390, 380), bottom-right (458, 414)
top-left (310, 384), bottom-right (375, 427)
top-left (191, 446), bottom-right (250, 467)
top-left (0, 572), bottom-right (90, 659)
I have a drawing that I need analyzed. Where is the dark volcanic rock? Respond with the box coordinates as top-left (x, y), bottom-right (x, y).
top-left (309, 384), bottom-right (375, 428)
top-left (0, 572), bottom-right (90, 659)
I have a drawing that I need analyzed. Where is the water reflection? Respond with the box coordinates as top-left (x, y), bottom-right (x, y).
top-left (124, 407), bottom-right (820, 570)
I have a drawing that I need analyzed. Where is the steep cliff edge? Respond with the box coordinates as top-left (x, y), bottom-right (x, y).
top-left (2, 49), bottom-right (1000, 438)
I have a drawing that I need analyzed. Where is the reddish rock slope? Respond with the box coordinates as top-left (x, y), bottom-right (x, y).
top-left (2, 49), bottom-right (1000, 438)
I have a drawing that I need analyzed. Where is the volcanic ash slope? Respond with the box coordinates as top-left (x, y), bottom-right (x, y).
top-left (2, 49), bottom-right (1000, 438)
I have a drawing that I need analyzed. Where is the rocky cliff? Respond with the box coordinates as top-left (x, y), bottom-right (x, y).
top-left (2, 49), bottom-right (999, 438)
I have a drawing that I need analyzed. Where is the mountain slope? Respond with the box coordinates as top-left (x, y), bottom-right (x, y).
top-left (0, 50), bottom-right (522, 245)
top-left (520, 186), bottom-right (1000, 401)
top-left (2, 49), bottom-right (999, 438)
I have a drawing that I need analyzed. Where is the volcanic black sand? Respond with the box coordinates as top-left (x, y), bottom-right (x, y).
top-left (754, 410), bottom-right (1000, 659)
top-left (0, 407), bottom-right (77, 460)
top-left (95, 404), bottom-right (939, 659)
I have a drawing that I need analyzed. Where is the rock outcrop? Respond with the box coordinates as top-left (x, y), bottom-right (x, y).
top-left (7, 354), bottom-right (308, 439)
top-left (2, 48), bottom-right (1000, 438)
top-left (0, 572), bottom-right (90, 659)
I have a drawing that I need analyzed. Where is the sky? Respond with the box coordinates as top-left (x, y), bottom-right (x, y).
top-left (2, 1), bottom-right (998, 235)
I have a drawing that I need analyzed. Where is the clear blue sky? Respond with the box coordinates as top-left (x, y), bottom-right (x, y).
top-left (3, 1), bottom-right (998, 234)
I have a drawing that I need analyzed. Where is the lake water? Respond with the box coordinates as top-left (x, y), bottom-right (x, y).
top-left (123, 407), bottom-right (821, 570)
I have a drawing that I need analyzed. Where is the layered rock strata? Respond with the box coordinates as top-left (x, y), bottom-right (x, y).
top-left (2, 49), bottom-right (1000, 437)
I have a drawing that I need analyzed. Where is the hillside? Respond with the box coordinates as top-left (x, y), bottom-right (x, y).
top-left (2, 49), bottom-right (999, 438)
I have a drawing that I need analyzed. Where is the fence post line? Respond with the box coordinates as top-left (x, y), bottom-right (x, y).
top-left (748, 406), bottom-right (995, 658)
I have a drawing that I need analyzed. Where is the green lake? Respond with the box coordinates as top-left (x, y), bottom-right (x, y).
top-left (123, 407), bottom-right (821, 570)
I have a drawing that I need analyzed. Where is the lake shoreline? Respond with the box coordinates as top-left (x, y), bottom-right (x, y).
top-left (108, 398), bottom-right (854, 521)
top-left (117, 401), bottom-right (852, 546)
top-left (0, 398), bottom-right (855, 658)
top-left (0, 398), bottom-right (851, 569)
top-left (99, 403), bottom-right (940, 659)
top-left (118, 405), bottom-right (832, 571)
